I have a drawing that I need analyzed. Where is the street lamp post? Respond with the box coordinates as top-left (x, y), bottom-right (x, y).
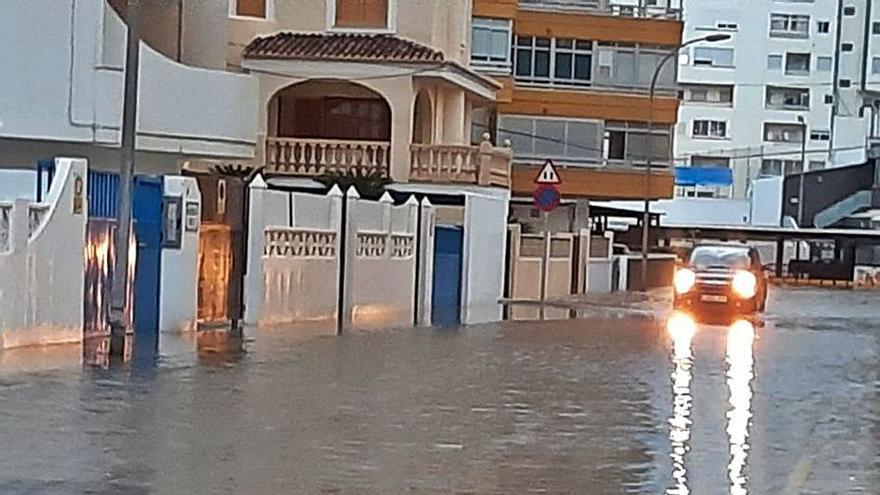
top-left (640, 33), bottom-right (731, 291)
top-left (796, 115), bottom-right (807, 227)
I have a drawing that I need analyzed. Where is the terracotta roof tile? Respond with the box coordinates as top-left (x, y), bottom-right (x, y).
top-left (243, 33), bottom-right (445, 64)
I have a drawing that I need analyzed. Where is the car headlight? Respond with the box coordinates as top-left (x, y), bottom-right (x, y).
top-left (674, 268), bottom-right (696, 294)
top-left (732, 270), bottom-right (757, 299)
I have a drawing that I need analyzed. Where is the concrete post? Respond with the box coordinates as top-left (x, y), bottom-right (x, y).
top-left (340, 186), bottom-right (361, 330)
top-left (243, 175), bottom-right (268, 326)
top-left (418, 197), bottom-right (435, 326)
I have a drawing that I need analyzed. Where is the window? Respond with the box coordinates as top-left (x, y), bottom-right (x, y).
top-left (683, 85), bottom-right (734, 105)
top-left (817, 21), bottom-right (830, 33)
top-left (604, 121), bottom-right (672, 166)
top-left (843, 6), bottom-right (856, 16)
top-left (824, 94), bottom-right (834, 104)
top-left (785, 53), bottom-right (811, 75)
top-left (873, 21), bottom-right (880, 34)
top-left (334, 0), bottom-right (389, 29)
top-left (840, 79), bottom-right (852, 88)
top-left (514, 36), bottom-right (592, 87)
top-left (693, 47), bottom-right (734, 67)
top-left (810, 129), bottom-right (830, 141)
top-left (761, 159), bottom-right (803, 176)
top-left (232, 0), bottom-right (269, 18)
top-left (717, 22), bottom-right (738, 30)
top-left (873, 57), bottom-right (880, 74)
top-left (497, 115), bottom-right (603, 162)
top-left (841, 43), bottom-right (854, 52)
top-left (471, 18), bottom-right (512, 70)
top-left (766, 86), bottom-right (810, 109)
top-left (817, 56), bottom-right (833, 72)
top-left (770, 13), bottom-right (810, 38)
top-left (693, 120), bottom-right (728, 139)
top-left (691, 156), bottom-right (731, 168)
top-left (593, 42), bottom-right (676, 90)
top-left (764, 123), bottom-right (804, 142)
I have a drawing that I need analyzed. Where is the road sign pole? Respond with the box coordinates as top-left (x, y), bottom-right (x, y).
top-left (540, 211), bottom-right (550, 320)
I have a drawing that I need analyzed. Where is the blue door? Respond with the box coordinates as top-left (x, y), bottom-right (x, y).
top-left (432, 226), bottom-right (463, 327)
top-left (132, 176), bottom-right (164, 339)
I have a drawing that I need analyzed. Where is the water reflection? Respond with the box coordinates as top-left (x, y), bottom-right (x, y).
top-left (726, 320), bottom-right (755, 495)
top-left (666, 311), bottom-right (695, 495)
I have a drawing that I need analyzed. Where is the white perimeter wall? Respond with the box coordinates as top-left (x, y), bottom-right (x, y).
top-left (159, 176), bottom-right (200, 333)
top-left (0, 158), bottom-right (87, 348)
top-left (462, 191), bottom-right (510, 325)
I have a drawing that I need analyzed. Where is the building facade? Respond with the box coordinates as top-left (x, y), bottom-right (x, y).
top-left (470, 0), bottom-right (684, 202)
top-left (676, 0), bottom-right (880, 203)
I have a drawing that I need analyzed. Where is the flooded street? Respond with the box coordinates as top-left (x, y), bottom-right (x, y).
top-left (0, 287), bottom-right (878, 494)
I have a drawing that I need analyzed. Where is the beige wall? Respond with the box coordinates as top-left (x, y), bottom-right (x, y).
top-left (227, 0), bottom-right (471, 66)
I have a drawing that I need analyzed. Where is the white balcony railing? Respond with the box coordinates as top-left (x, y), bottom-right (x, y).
top-left (410, 137), bottom-right (512, 187)
top-left (266, 138), bottom-right (391, 177)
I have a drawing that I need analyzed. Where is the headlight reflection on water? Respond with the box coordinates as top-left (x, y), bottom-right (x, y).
top-left (665, 313), bottom-right (756, 495)
top-left (666, 311), bottom-right (695, 495)
top-left (726, 319), bottom-right (755, 495)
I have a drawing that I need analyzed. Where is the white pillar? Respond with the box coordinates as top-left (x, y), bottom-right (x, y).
top-left (243, 175), bottom-right (268, 326)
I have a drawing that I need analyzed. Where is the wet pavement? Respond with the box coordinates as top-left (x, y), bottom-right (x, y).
top-left (0, 287), bottom-right (878, 494)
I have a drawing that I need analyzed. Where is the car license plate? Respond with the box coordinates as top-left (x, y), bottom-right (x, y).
top-left (701, 294), bottom-right (728, 303)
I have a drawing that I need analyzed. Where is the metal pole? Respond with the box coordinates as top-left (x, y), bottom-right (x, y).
top-left (540, 211), bottom-right (550, 320)
top-left (109, 0), bottom-right (140, 353)
top-left (797, 117), bottom-right (807, 226)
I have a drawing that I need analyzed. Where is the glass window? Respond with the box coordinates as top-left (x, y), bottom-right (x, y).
top-left (873, 21), bottom-right (880, 35)
top-left (693, 47), bottom-right (734, 67)
top-left (513, 36), bottom-right (592, 87)
top-left (693, 120), bottom-right (728, 138)
top-left (770, 13), bottom-right (810, 38)
top-left (766, 86), bottom-right (810, 109)
top-left (785, 53), bottom-right (811, 74)
top-left (763, 123), bottom-right (804, 142)
top-left (235, 0), bottom-right (268, 17)
top-left (689, 246), bottom-right (751, 270)
top-left (872, 57), bottom-right (880, 74)
top-left (817, 21), bottom-right (830, 33)
top-left (497, 115), bottom-right (603, 163)
top-left (471, 18), bottom-right (512, 69)
top-left (810, 130), bottom-right (830, 141)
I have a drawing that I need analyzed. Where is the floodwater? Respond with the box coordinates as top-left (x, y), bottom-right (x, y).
top-left (0, 288), bottom-right (878, 494)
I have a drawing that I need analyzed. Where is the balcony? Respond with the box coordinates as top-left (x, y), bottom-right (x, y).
top-left (518, 0), bottom-right (682, 19)
top-left (0, 0), bottom-right (258, 158)
top-left (266, 138), bottom-right (391, 177)
top-left (263, 80), bottom-right (512, 188)
top-left (264, 137), bottom-right (513, 188)
top-left (410, 140), bottom-right (513, 187)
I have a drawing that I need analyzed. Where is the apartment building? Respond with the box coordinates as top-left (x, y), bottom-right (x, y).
top-left (470, 0), bottom-right (684, 202)
top-left (677, 0), bottom-right (880, 202)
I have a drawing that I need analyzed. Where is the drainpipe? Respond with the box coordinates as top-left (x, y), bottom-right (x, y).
top-left (861, 0), bottom-right (872, 93)
top-left (829, 0), bottom-right (845, 164)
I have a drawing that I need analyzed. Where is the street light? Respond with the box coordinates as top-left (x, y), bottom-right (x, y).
top-left (796, 115), bottom-right (807, 227)
top-left (640, 33), bottom-right (731, 291)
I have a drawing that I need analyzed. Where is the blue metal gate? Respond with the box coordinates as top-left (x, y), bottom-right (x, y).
top-left (431, 226), bottom-right (464, 327)
top-left (132, 176), bottom-right (163, 338)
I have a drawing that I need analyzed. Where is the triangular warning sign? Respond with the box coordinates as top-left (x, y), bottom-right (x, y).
top-left (535, 160), bottom-right (561, 185)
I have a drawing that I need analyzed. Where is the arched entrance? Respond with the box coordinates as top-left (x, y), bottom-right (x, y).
top-left (267, 80), bottom-right (393, 177)
top-left (412, 91), bottom-right (433, 145)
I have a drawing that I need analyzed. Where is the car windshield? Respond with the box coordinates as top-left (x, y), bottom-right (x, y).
top-left (689, 246), bottom-right (751, 270)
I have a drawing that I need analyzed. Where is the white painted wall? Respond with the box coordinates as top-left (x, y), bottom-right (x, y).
top-left (603, 199), bottom-right (751, 226)
top-left (751, 176), bottom-right (784, 227)
top-left (462, 190), bottom-right (510, 325)
top-left (0, 0), bottom-right (258, 158)
top-left (159, 176), bottom-right (200, 333)
top-left (0, 170), bottom-right (37, 201)
top-left (0, 158), bottom-right (87, 349)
